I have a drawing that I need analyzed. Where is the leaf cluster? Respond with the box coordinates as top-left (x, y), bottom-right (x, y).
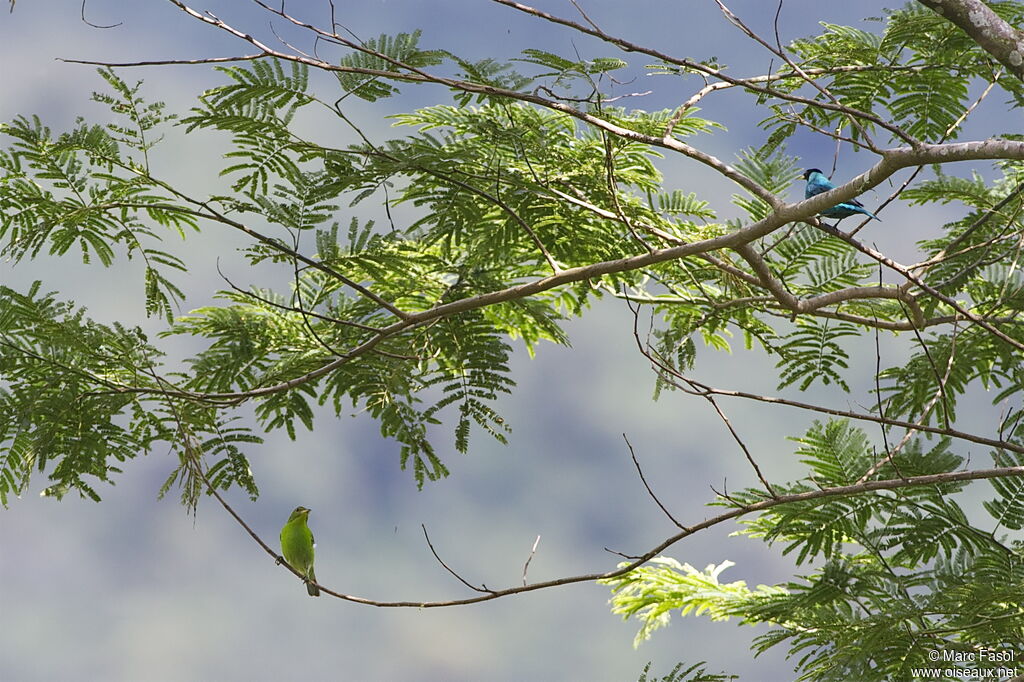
top-left (609, 419), bottom-right (1024, 680)
top-left (761, 2), bottom-right (1024, 146)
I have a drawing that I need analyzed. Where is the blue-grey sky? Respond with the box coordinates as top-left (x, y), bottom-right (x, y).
top-left (0, 2), bottom-right (1014, 680)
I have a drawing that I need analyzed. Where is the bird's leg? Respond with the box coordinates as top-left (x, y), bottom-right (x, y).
top-left (813, 218), bottom-right (843, 236)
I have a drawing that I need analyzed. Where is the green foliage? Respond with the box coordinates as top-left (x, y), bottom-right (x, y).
top-left (0, 282), bottom-right (259, 506)
top-left (731, 147), bottom-right (801, 222)
top-left (92, 67), bottom-right (175, 167)
top-left (447, 55), bottom-right (534, 107)
top-left (603, 558), bottom-right (789, 646)
top-left (635, 661), bottom-right (737, 682)
top-left (654, 190), bottom-right (715, 220)
top-left (612, 543), bottom-right (1024, 682)
top-left (610, 421), bottom-right (1024, 681)
top-left (763, 3), bottom-right (1024, 147)
top-left (183, 59), bottom-right (314, 195)
top-left (742, 421), bottom-right (969, 565)
top-left (334, 30), bottom-right (446, 102)
top-left (3, 11), bottom-right (1024, 679)
top-left (772, 226), bottom-right (871, 294)
top-left (516, 48), bottom-right (627, 89)
top-left (877, 328), bottom-right (992, 426)
top-left (0, 69), bottom-right (194, 323)
top-left (986, 446), bottom-right (1024, 532)
top-left (775, 317), bottom-right (859, 391)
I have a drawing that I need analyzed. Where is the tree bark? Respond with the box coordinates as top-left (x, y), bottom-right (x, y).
top-left (916, 0), bottom-right (1024, 81)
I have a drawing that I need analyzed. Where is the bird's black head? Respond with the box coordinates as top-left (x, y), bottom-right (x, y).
top-left (803, 168), bottom-right (823, 180)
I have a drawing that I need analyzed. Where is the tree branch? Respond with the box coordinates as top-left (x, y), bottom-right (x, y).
top-left (916, 0), bottom-right (1024, 82)
top-left (224, 462), bottom-right (1024, 607)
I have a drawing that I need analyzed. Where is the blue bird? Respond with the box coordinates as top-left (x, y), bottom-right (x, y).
top-left (803, 168), bottom-right (880, 224)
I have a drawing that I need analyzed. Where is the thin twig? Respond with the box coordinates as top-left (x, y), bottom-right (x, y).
top-left (626, 296), bottom-right (778, 497)
top-left (623, 434), bottom-right (686, 529)
top-left (522, 535), bottom-right (541, 586)
top-left (421, 524), bottom-right (496, 594)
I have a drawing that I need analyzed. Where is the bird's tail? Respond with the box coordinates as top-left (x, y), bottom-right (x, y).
top-left (306, 567), bottom-right (321, 597)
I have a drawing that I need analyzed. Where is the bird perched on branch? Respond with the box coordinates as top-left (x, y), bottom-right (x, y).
top-left (280, 506), bottom-right (320, 597)
top-left (803, 168), bottom-right (880, 225)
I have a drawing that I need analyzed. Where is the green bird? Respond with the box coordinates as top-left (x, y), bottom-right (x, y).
top-left (280, 506), bottom-right (320, 597)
